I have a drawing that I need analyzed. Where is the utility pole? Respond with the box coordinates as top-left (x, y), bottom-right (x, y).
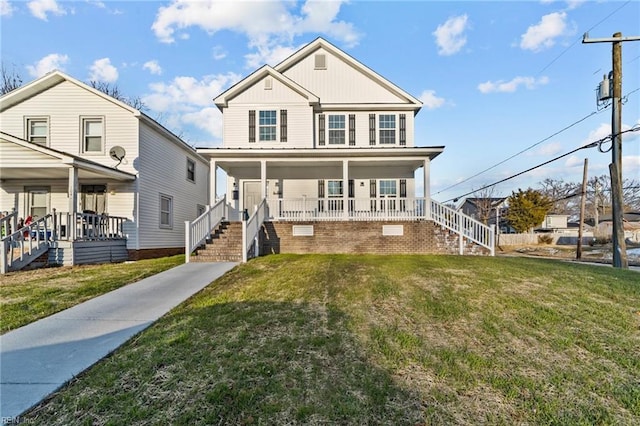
top-left (583, 32), bottom-right (640, 269)
top-left (577, 159), bottom-right (588, 260)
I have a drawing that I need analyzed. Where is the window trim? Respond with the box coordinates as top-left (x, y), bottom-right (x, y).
top-left (159, 193), bottom-right (173, 229)
top-left (327, 180), bottom-right (343, 198)
top-left (80, 116), bottom-right (105, 154)
top-left (186, 158), bottom-right (196, 183)
top-left (379, 114), bottom-right (396, 145)
top-left (25, 116), bottom-right (50, 146)
top-left (258, 110), bottom-right (277, 142)
top-left (328, 114), bottom-right (346, 145)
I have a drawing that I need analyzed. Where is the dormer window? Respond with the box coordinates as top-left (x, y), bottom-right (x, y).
top-left (314, 54), bottom-right (326, 70)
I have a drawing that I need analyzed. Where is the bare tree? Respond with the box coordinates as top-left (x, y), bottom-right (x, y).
top-left (1, 63), bottom-right (23, 95)
top-left (537, 178), bottom-right (580, 218)
top-left (89, 81), bottom-right (147, 111)
top-left (471, 185), bottom-right (500, 225)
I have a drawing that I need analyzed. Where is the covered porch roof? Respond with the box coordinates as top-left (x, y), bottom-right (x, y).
top-left (0, 132), bottom-right (137, 182)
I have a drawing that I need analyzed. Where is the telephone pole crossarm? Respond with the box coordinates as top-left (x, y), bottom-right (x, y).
top-left (582, 34), bottom-right (640, 43)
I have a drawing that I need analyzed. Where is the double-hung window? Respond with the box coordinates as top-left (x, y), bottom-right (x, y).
top-left (259, 110), bottom-right (277, 141)
top-left (379, 115), bottom-right (396, 144)
top-left (186, 158), bottom-right (196, 182)
top-left (327, 180), bottom-right (343, 197)
top-left (26, 118), bottom-right (49, 146)
top-left (160, 194), bottom-right (173, 229)
top-left (328, 115), bottom-right (345, 145)
top-left (82, 117), bottom-right (104, 153)
top-left (379, 180), bottom-right (397, 197)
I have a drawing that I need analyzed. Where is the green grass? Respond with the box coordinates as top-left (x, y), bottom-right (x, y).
top-left (0, 255), bottom-right (184, 333)
top-left (23, 254), bottom-right (640, 424)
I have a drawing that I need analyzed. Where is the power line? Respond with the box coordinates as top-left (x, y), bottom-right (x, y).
top-left (535, 0), bottom-right (632, 77)
top-left (444, 126), bottom-right (640, 203)
top-left (435, 88), bottom-right (640, 198)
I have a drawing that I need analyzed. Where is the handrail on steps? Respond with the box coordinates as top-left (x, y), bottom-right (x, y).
top-left (430, 200), bottom-right (495, 256)
top-left (1, 214), bottom-right (53, 274)
top-left (185, 195), bottom-right (227, 263)
top-left (242, 198), bottom-right (268, 263)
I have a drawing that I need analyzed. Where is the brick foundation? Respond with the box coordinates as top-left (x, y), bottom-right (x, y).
top-left (127, 247), bottom-right (184, 261)
top-left (261, 221), bottom-right (490, 256)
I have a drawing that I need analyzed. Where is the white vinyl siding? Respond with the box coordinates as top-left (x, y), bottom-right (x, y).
top-left (26, 117), bottom-right (49, 146)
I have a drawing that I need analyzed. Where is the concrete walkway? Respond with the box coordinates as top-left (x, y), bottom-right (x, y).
top-left (0, 261), bottom-right (237, 421)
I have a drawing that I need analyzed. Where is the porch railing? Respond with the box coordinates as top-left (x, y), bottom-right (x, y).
top-left (243, 198), bottom-right (268, 262)
top-left (1, 209), bottom-right (18, 238)
top-left (1, 214), bottom-right (53, 274)
top-left (53, 211), bottom-right (127, 241)
top-left (185, 195), bottom-right (227, 263)
top-left (265, 197), bottom-right (494, 256)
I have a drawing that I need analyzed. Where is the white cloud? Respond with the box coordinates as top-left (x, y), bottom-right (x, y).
top-left (520, 12), bottom-right (568, 51)
top-left (433, 15), bottom-right (469, 56)
top-left (89, 58), bottom-right (118, 83)
top-left (534, 142), bottom-right (563, 156)
top-left (26, 53), bottom-right (69, 77)
top-left (27, 0), bottom-right (66, 21)
top-left (142, 72), bottom-right (241, 143)
top-left (477, 76), bottom-right (549, 94)
top-left (212, 45), bottom-right (227, 60)
top-left (418, 90), bottom-right (446, 110)
top-left (143, 60), bottom-right (162, 75)
top-left (0, 0), bottom-right (13, 16)
top-left (151, 0), bottom-right (360, 68)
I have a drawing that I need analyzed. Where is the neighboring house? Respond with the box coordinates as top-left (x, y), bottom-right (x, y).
top-left (537, 214), bottom-right (569, 232)
top-left (0, 71), bottom-right (209, 272)
top-left (190, 38), bottom-right (494, 260)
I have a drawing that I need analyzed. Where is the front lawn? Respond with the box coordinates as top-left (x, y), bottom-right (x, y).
top-left (25, 254), bottom-right (640, 424)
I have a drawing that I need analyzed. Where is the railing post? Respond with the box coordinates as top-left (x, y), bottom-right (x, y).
top-left (1, 239), bottom-right (7, 274)
top-left (242, 218), bottom-right (248, 263)
top-left (185, 220), bottom-right (191, 263)
top-left (302, 195), bottom-right (306, 221)
top-left (490, 225), bottom-right (496, 256)
top-left (52, 208), bottom-right (58, 241)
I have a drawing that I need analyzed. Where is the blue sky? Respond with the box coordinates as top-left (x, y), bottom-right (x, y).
top-left (1, 0), bottom-right (639, 202)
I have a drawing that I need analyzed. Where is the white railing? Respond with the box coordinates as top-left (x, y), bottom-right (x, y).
top-left (1, 209), bottom-right (18, 238)
top-left (185, 195), bottom-right (227, 263)
top-left (1, 214), bottom-right (53, 274)
top-left (267, 197), bottom-right (428, 221)
top-left (430, 200), bottom-right (495, 255)
top-left (243, 198), bottom-right (268, 262)
top-left (53, 211), bottom-right (127, 241)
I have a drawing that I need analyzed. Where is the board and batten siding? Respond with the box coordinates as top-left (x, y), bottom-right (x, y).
top-left (0, 80), bottom-right (140, 175)
top-left (136, 122), bottom-right (208, 250)
top-left (281, 47), bottom-right (409, 105)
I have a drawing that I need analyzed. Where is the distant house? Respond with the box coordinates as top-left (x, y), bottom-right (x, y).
top-left (187, 38), bottom-right (495, 261)
top-left (0, 71), bottom-right (209, 272)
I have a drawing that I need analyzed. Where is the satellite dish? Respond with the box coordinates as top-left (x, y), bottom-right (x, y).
top-left (109, 146), bottom-right (126, 168)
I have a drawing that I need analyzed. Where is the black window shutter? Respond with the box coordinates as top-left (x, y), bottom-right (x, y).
top-left (348, 179), bottom-right (354, 198)
top-left (369, 179), bottom-right (376, 197)
top-left (318, 114), bottom-right (325, 146)
top-left (369, 114), bottom-right (376, 145)
top-left (318, 179), bottom-right (325, 198)
top-left (349, 114), bottom-right (356, 146)
top-left (280, 110), bottom-right (287, 142)
top-left (399, 114), bottom-right (406, 146)
top-left (400, 179), bottom-right (407, 197)
top-left (249, 110), bottom-right (256, 143)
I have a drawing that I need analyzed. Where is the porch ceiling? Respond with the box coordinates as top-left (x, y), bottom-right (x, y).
top-left (0, 164), bottom-right (134, 181)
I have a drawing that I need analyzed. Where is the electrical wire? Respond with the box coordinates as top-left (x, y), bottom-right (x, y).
top-left (444, 126), bottom-right (640, 203)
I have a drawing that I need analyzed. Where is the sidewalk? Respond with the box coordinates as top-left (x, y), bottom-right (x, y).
top-left (0, 261), bottom-right (238, 421)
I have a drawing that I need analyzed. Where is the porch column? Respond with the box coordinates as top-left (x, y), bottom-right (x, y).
top-left (68, 166), bottom-right (78, 214)
top-left (209, 159), bottom-right (217, 205)
top-left (423, 158), bottom-right (431, 219)
top-left (69, 166), bottom-right (79, 240)
top-left (261, 160), bottom-right (267, 200)
top-left (343, 160), bottom-right (349, 219)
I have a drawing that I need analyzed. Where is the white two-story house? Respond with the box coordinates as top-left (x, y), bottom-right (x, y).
top-left (0, 71), bottom-right (209, 272)
top-left (192, 38), bottom-right (494, 260)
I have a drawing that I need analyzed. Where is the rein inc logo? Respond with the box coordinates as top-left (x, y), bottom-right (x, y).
top-left (2, 416), bottom-right (35, 425)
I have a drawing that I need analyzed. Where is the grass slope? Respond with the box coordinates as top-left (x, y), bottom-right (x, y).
top-left (0, 255), bottom-right (184, 333)
top-left (25, 254), bottom-right (640, 425)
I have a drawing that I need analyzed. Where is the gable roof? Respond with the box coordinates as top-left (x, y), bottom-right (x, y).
top-left (0, 70), bottom-right (141, 115)
top-left (214, 65), bottom-right (320, 110)
top-left (274, 37), bottom-right (423, 107)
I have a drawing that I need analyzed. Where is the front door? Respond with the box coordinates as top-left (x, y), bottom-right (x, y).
top-left (25, 186), bottom-right (50, 220)
top-left (243, 181), bottom-right (262, 215)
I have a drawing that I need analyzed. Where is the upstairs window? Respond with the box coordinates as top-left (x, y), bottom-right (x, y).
top-left (186, 158), bottom-right (196, 182)
top-left (82, 117), bottom-right (104, 153)
top-left (328, 115), bottom-right (345, 145)
top-left (26, 118), bottom-right (48, 146)
top-left (379, 115), bottom-right (396, 144)
top-left (259, 110), bottom-right (277, 141)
